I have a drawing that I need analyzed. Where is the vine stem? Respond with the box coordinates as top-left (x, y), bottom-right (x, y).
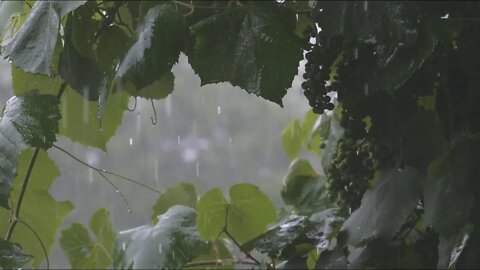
top-left (5, 148), bottom-right (40, 241)
top-left (52, 144), bottom-right (162, 194)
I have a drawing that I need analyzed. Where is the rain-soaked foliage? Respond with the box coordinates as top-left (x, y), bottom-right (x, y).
top-left (0, 0), bottom-right (479, 269)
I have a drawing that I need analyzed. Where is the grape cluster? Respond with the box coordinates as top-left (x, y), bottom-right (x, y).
top-left (326, 135), bottom-right (387, 210)
top-left (302, 28), bottom-right (344, 114)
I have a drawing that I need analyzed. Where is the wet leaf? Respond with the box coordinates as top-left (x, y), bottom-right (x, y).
top-left (152, 182), bottom-right (197, 224)
top-left (0, 239), bottom-right (32, 269)
top-left (0, 93), bottom-right (60, 208)
top-left (342, 167), bottom-right (423, 246)
top-left (113, 205), bottom-right (208, 269)
top-left (281, 159), bottom-right (330, 215)
top-left (196, 183), bottom-right (277, 243)
top-left (0, 149), bottom-right (74, 268)
top-left (188, 7), bottom-right (303, 105)
top-left (117, 4), bottom-right (185, 90)
top-left (95, 26), bottom-right (131, 73)
top-left (126, 71), bottom-right (175, 100)
top-left (1, 1), bottom-right (86, 75)
top-left (281, 119), bottom-right (302, 160)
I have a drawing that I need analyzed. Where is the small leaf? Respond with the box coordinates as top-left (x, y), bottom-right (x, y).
top-left (188, 7), bottom-right (303, 105)
top-left (152, 182), bottom-right (197, 223)
top-left (281, 159), bottom-right (329, 215)
top-left (117, 4), bottom-right (185, 90)
top-left (114, 205), bottom-right (208, 269)
top-left (196, 184), bottom-right (277, 243)
top-left (342, 167), bottom-right (423, 246)
top-left (1, 1), bottom-right (86, 75)
top-left (0, 239), bottom-right (32, 269)
top-left (281, 119), bottom-right (303, 160)
top-left (60, 223), bottom-right (95, 269)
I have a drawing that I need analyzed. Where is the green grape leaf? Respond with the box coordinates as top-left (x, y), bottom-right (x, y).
top-left (113, 205), bottom-right (208, 269)
top-left (342, 167), bottom-right (423, 246)
top-left (188, 7), bottom-right (303, 105)
top-left (71, 2), bottom-right (98, 58)
top-left (301, 109), bottom-right (320, 142)
top-left (95, 26), bottom-right (131, 73)
top-left (126, 71), bottom-right (175, 100)
top-left (1, 1), bottom-right (86, 75)
top-left (281, 119), bottom-right (303, 160)
top-left (152, 182), bottom-right (197, 224)
top-left (59, 88), bottom-right (129, 151)
top-left (117, 4), bottom-right (185, 90)
top-left (424, 142), bottom-right (479, 237)
top-left (59, 13), bottom-right (102, 101)
top-left (281, 159), bottom-right (329, 215)
top-left (0, 149), bottom-right (74, 268)
top-left (0, 239), bottom-right (32, 269)
top-left (196, 183), bottom-right (277, 243)
top-left (0, 93), bottom-right (60, 208)
top-left (60, 208), bottom-right (115, 269)
top-left (12, 65), bottom-right (62, 96)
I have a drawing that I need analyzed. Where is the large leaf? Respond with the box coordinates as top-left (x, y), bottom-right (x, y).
top-left (196, 183), bottom-right (277, 243)
top-left (60, 208), bottom-right (116, 269)
top-left (188, 7), bottom-right (303, 105)
top-left (0, 239), bottom-right (32, 269)
top-left (342, 167), bottom-right (422, 246)
top-left (0, 93), bottom-right (60, 208)
top-left (1, 1), bottom-right (86, 75)
top-left (113, 205), bottom-right (208, 269)
top-left (281, 119), bottom-right (302, 160)
top-left (59, 12), bottom-right (102, 101)
top-left (315, 2), bottom-right (439, 94)
top-left (281, 159), bottom-right (329, 215)
top-left (117, 4), bottom-right (185, 91)
top-left (152, 182), bottom-right (197, 224)
top-left (95, 26), bottom-right (131, 73)
top-left (0, 149), bottom-right (74, 268)
top-left (59, 87), bottom-right (129, 150)
top-left (424, 141), bottom-right (479, 237)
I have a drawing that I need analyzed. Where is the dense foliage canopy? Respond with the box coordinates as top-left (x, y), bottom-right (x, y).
top-left (0, 0), bottom-right (479, 269)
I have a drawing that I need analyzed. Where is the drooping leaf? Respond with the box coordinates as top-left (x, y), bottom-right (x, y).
top-left (0, 93), bottom-right (60, 208)
top-left (188, 7), bottom-right (303, 105)
top-left (60, 208), bottom-right (116, 269)
top-left (59, 13), bottom-right (102, 101)
top-left (113, 205), bottom-right (208, 269)
top-left (0, 149), bottom-right (74, 268)
top-left (59, 87), bottom-right (129, 151)
top-left (117, 4), bottom-right (185, 90)
top-left (281, 159), bottom-right (329, 215)
top-left (1, 1), bottom-right (86, 75)
top-left (281, 119), bottom-right (303, 160)
top-left (424, 141), bottom-right (479, 237)
top-left (342, 167), bottom-right (423, 246)
top-left (196, 183), bottom-right (277, 243)
top-left (152, 182), bottom-right (197, 224)
top-left (0, 239), bottom-right (32, 269)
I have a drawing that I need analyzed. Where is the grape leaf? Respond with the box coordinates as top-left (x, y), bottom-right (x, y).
top-left (113, 205), bottom-right (208, 269)
top-left (1, 1), bottom-right (86, 75)
top-left (11, 65), bottom-right (62, 96)
top-left (95, 26), bottom-right (131, 73)
top-left (152, 182), bottom-right (197, 224)
top-left (196, 183), bottom-right (277, 243)
top-left (0, 149), bottom-right (74, 268)
top-left (60, 208), bottom-right (115, 269)
top-left (0, 93), bottom-right (60, 208)
top-left (188, 7), bottom-right (303, 105)
top-left (117, 4), bottom-right (185, 90)
top-left (281, 119), bottom-right (303, 160)
top-left (125, 71), bottom-right (175, 100)
top-left (342, 167), bottom-right (423, 246)
top-left (0, 239), bottom-right (32, 269)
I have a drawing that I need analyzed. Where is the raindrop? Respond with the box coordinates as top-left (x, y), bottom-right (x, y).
top-left (363, 1), bottom-right (368, 11)
top-left (154, 160), bottom-right (159, 184)
top-left (88, 169), bottom-right (94, 183)
top-left (195, 162), bottom-right (200, 177)
top-left (441, 13), bottom-right (449, 19)
top-left (364, 84), bottom-right (369, 95)
top-left (127, 209), bottom-right (132, 213)
top-left (158, 244), bottom-right (163, 254)
top-left (122, 242), bottom-right (126, 251)
top-left (99, 128), bottom-right (103, 133)
top-left (354, 48), bottom-right (359, 59)
top-left (217, 106), bottom-right (221, 115)
top-left (165, 96), bottom-right (172, 117)
top-left (177, 135), bottom-right (181, 145)
top-left (116, 189), bottom-right (119, 193)
top-left (276, 0), bottom-right (285, 3)
top-left (129, 138), bottom-right (133, 146)
top-left (229, 137), bottom-right (233, 145)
